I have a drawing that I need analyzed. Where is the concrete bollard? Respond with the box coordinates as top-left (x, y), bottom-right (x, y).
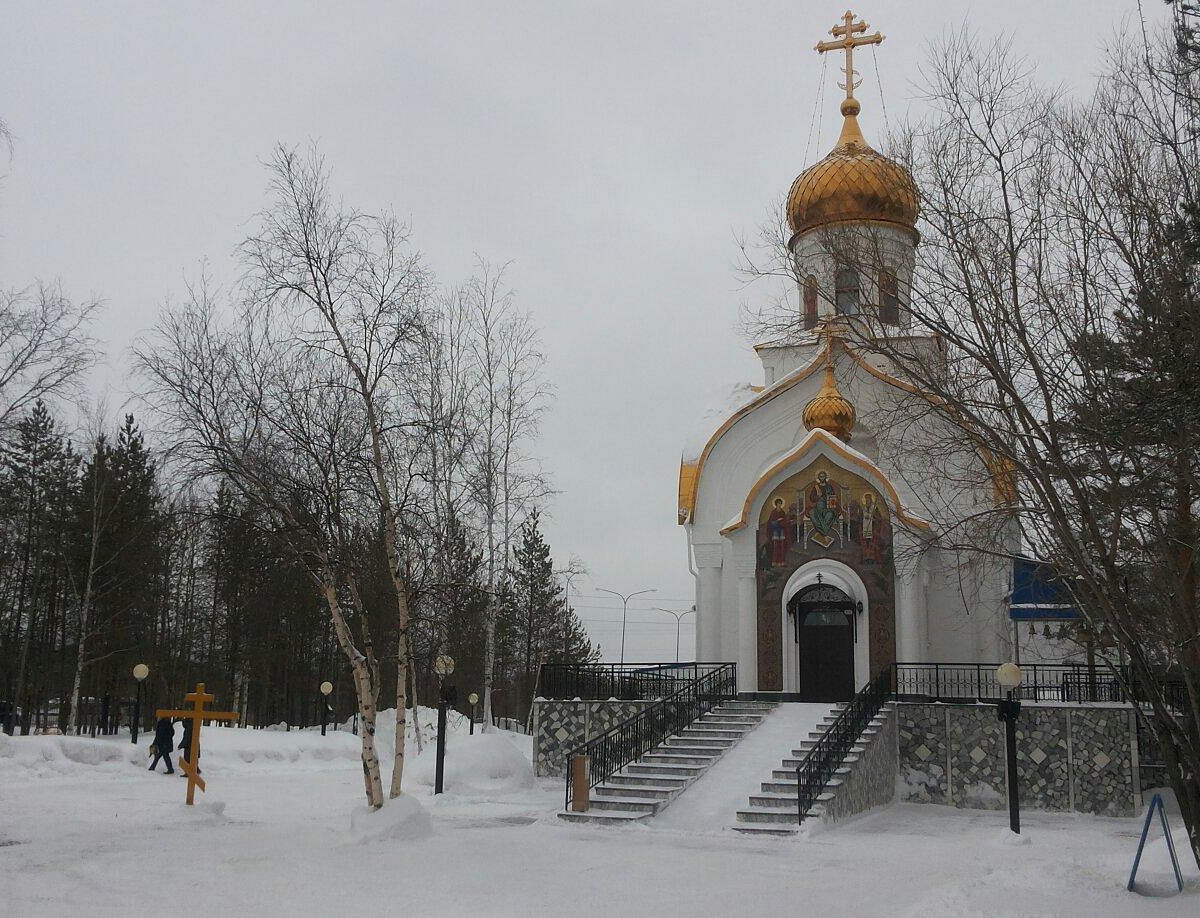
top-left (570, 754), bottom-right (590, 812)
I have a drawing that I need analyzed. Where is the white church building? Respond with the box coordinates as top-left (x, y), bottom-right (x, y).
top-left (677, 63), bottom-right (1021, 700)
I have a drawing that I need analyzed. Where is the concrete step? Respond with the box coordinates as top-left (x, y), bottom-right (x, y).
top-left (735, 808), bottom-right (811, 825)
top-left (731, 823), bottom-right (799, 837)
top-left (623, 761), bottom-right (706, 777)
top-left (681, 726), bottom-right (749, 739)
top-left (595, 783), bottom-right (677, 800)
top-left (749, 793), bottom-right (801, 809)
top-left (699, 715), bottom-right (763, 726)
top-left (641, 752), bottom-right (718, 766)
top-left (605, 773), bottom-right (687, 789)
top-left (558, 809), bottom-right (649, 825)
top-left (779, 752), bottom-right (859, 771)
top-left (657, 742), bottom-right (729, 757)
top-left (664, 735), bottom-right (735, 748)
top-left (588, 795), bottom-right (661, 814)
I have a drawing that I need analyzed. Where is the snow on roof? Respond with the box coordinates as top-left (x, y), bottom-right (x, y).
top-left (681, 381), bottom-right (761, 464)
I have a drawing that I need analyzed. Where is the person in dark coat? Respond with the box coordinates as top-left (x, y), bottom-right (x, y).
top-left (178, 718), bottom-right (199, 775)
top-left (148, 718), bottom-right (175, 774)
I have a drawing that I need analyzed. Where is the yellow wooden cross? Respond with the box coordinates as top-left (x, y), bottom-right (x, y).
top-left (157, 683), bottom-right (238, 805)
top-left (815, 10), bottom-right (884, 102)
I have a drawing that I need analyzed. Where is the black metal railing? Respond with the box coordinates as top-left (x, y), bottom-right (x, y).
top-left (892, 661), bottom-right (1187, 707)
top-left (538, 662), bottom-right (726, 702)
top-left (794, 669), bottom-right (892, 824)
top-left (563, 663), bottom-right (737, 810)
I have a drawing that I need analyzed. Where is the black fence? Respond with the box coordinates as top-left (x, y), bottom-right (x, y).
top-left (795, 669), bottom-right (891, 824)
top-left (564, 663), bottom-right (738, 810)
top-left (893, 662), bottom-right (1186, 709)
top-left (538, 662), bottom-right (728, 702)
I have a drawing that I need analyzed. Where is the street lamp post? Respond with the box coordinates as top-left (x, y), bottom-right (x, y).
top-left (467, 692), bottom-right (479, 736)
top-left (653, 607), bottom-right (696, 663)
top-left (596, 587), bottom-right (656, 666)
top-left (433, 655), bottom-right (456, 795)
top-left (319, 680), bottom-right (334, 736)
top-left (995, 662), bottom-right (1023, 835)
top-left (131, 663), bottom-right (150, 744)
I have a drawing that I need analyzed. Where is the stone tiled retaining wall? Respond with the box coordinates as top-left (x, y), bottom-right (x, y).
top-left (531, 699), bottom-right (653, 777)
top-left (896, 702), bottom-right (1139, 817)
top-left (821, 706), bottom-right (898, 825)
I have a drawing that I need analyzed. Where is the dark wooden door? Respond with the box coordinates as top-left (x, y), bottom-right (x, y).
top-left (797, 610), bottom-right (854, 702)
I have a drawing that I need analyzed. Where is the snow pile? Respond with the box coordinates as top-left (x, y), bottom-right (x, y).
top-left (0, 724), bottom-right (363, 780)
top-left (349, 795), bottom-right (432, 844)
top-left (405, 732), bottom-right (535, 797)
top-left (0, 731), bottom-right (142, 779)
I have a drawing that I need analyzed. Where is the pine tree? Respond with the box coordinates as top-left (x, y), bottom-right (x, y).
top-left (501, 509), bottom-right (596, 718)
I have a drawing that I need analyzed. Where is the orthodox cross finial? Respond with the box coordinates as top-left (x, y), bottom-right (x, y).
top-left (815, 10), bottom-right (884, 105)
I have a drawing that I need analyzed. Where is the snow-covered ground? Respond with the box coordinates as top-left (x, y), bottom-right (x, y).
top-left (1, 712), bottom-right (1195, 917)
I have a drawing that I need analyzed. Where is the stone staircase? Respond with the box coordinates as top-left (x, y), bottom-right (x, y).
top-left (558, 701), bottom-right (776, 825)
top-left (732, 703), bottom-right (891, 836)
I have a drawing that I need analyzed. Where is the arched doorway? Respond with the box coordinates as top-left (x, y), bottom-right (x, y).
top-left (787, 581), bottom-right (856, 702)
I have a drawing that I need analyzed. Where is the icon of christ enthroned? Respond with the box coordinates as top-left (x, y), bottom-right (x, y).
top-left (801, 470), bottom-right (850, 549)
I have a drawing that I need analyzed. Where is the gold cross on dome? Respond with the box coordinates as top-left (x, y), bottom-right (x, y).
top-left (815, 10), bottom-right (884, 102)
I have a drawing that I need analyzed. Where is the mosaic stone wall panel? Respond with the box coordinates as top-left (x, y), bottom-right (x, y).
top-left (588, 701), bottom-right (647, 739)
top-left (947, 704), bottom-right (1007, 810)
top-left (897, 704), bottom-right (948, 804)
top-left (1015, 707), bottom-right (1070, 811)
top-left (532, 699), bottom-right (655, 777)
top-left (533, 701), bottom-right (586, 777)
top-left (897, 703), bottom-right (1138, 817)
top-left (822, 706), bottom-right (898, 824)
top-left (1070, 708), bottom-right (1136, 816)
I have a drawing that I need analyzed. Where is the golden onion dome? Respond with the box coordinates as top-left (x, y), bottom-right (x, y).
top-left (803, 362), bottom-right (856, 442)
top-left (786, 98), bottom-right (919, 240)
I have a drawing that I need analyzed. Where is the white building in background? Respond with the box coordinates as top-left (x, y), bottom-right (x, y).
top-left (677, 61), bottom-right (1021, 699)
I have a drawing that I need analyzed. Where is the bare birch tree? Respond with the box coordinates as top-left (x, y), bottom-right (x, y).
top-left (0, 284), bottom-right (97, 439)
top-left (462, 263), bottom-right (550, 727)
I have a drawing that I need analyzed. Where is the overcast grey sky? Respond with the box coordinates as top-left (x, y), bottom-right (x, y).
top-left (0, 1), bottom-right (1167, 662)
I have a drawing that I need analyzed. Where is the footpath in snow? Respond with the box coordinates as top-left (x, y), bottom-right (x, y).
top-left (654, 702), bottom-right (833, 832)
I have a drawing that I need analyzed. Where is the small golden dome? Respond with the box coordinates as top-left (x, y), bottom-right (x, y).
top-left (786, 98), bottom-right (919, 239)
top-left (803, 362), bottom-right (856, 441)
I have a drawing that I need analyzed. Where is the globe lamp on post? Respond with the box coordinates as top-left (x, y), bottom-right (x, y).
top-left (131, 663), bottom-right (150, 745)
top-left (995, 662), bottom-right (1023, 835)
top-left (468, 692), bottom-right (480, 735)
top-left (433, 655), bottom-right (456, 794)
top-left (319, 680), bottom-right (334, 736)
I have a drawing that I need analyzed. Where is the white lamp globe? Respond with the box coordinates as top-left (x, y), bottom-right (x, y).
top-left (996, 662), bottom-right (1023, 689)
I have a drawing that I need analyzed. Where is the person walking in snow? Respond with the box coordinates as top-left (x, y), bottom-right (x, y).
top-left (178, 718), bottom-right (199, 775)
top-left (148, 718), bottom-right (175, 774)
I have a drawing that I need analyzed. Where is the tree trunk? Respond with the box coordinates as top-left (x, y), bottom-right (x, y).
top-left (317, 575), bottom-right (383, 808)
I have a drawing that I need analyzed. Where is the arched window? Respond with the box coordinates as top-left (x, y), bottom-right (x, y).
top-left (878, 270), bottom-right (900, 325)
top-left (803, 275), bottom-right (818, 329)
top-left (835, 266), bottom-right (860, 314)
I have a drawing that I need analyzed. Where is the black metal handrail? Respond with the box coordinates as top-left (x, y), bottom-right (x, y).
top-left (563, 663), bottom-right (738, 810)
top-left (538, 662), bottom-right (725, 702)
top-left (795, 669), bottom-right (892, 824)
top-left (893, 662), bottom-right (1186, 709)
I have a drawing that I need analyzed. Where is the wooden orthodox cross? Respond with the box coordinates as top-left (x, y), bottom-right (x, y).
top-left (815, 10), bottom-right (884, 100)
top-left (157, 683), bottom-right (238, 805)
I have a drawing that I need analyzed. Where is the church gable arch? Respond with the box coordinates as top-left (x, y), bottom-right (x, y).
top-left (753, 457), bottom-right (897, 693)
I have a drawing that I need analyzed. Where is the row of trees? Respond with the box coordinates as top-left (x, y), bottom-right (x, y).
top-left (745, 18), bottom-right (1200, 866)
top-left (0, 147), bottom-right (596, 809)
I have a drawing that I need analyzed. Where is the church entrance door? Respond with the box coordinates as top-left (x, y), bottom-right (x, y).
top-left (788, 583), bottom-right (855, 702)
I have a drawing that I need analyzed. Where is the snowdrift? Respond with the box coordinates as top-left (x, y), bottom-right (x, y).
top-left (406, 731), bottom-right (536, 797)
